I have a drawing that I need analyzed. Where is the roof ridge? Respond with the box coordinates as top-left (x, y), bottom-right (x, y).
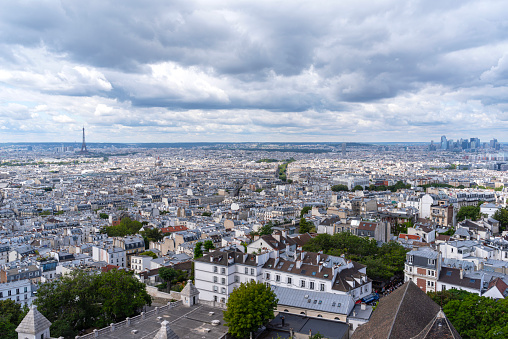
top-left (386, 281), bottom-right (410, 339)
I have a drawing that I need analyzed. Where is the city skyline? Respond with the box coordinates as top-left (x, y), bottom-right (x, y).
top-left (1, 1), bottom-right (508, 143)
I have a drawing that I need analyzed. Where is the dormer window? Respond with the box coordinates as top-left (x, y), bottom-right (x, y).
top-left (407, 255), bottom-right (413, 264)
top-left (428, 259), bottom-right (436, 265)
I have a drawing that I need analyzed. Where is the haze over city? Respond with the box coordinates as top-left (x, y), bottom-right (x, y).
top-left (1, 0), bottom-right (507, 143)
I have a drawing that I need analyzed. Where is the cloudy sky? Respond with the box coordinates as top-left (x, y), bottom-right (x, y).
top-left (1, 0), bottom-right (507, 143)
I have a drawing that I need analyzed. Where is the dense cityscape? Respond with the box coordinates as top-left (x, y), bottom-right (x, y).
top-left (2, 1), bottom-right (508, 339)
top-left (0, 137), bottom-right (507, 338)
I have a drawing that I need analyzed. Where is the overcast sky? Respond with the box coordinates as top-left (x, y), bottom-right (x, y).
top-left (1, 1), bottom-right (507, 143)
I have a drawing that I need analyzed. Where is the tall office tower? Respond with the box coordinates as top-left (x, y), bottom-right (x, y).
top-left (440, 135), bottom-right (447, 150)
top-left (342, 142), bottom-right (346, 156)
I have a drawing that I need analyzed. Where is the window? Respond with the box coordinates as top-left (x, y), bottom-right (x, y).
top-left (221, 278), bottom-right (225, 285)
top-left (266, 273), bottom-right (270, 280)
top-left (0, 292), bottom-right (2, 298)
top-left (213, 276), bottom-right (218, 283)
top-left (276, 275), bottom-right (280, 282)
top-left (221, 287), bottom-right (226, 294)
top-left (213, 286), bottom-right (218, 292)
top-left (214, 266), bottom-right (218, 273)
top-left (221, 268), bottom-right (226, 274)
top-left (301, 280), bottom-right (305, 288)
top-left (320, 284), bottom-right (325, 291)
top-left (8, 291), bottom-right (11, 296)
top-left (245, 267), bottom-right (248, 274)
top-left (407, 255), bottom-right (413, 264)
top-left (428, 259), bottom-right (436, 265)
top-left (16, 289), bottom-right (19, 294)
top-left (251, 268), bottom-right (255, 275)
top-left (235, 275), bottom-right (239, 283)
top-left (287, 277), bottom-right (292, 284)
top-left (309, 282), bottom-right (315, 290)
top-left (214, 296), bottom-right (218, 302)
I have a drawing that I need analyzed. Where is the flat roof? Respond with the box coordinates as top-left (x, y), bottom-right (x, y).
top-left (93, 303), bottom-right (227, 339)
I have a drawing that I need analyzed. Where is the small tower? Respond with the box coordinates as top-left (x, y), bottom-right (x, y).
top-left (180, 280), bottom-right (200, 307)
top-left (15, 305), bottom-right (52, 339)
top-left (81, 127), bottom-right (88, 153)
top-left (153, 320), bottom-right (179, 339)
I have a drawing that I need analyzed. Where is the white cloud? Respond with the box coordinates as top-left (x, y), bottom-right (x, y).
top-left (0, 1), bottom-right (507, 141)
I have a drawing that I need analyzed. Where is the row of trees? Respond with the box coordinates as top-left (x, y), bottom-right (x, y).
top-left (427, 289), bottom-right (508, 338)
top-left (302, 232), bottom-right (408, 280)
top-left (331, 181), bottom-right (411, 193)
top-left (35, 269), bottom-right (151, 338)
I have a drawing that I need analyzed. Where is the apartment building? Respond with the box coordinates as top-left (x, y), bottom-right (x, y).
top-left (0, 279), bottom-right (33, 306)
top-left (194, 247), bottom-right (372, 305)
top-left (404, 247), bottom-right (440, 292)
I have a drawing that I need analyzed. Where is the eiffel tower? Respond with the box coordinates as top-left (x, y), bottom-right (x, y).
top-left (79, 127), bottom-right (89, 154)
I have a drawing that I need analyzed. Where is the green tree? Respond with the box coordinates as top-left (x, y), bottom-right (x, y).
top-left (203, 240), bottom-right (215, 251)
top-left (94, 270), bottom-right (152, 324)
top-left (158, 267), bottom-right (178, 291)
top-left (100, 217), bottom-right (143, 237)
top-left (34, 269), bottom-right (151, 338)
top-left (299, 218), bottom-right (315, 233)
top-left (140, 251), bottom-right (158, 259)
top-left (331, 184), bottom-right (349, 192)
top-left (302, 233), bottom-right (408, 281)
top-left (223, 281), bottom-right (278, 338)
top-left (492, 208), bottom-right (508, 232)
top-left (140, 227), bottom-right (164, 243)
top-left (259, 222), bottom-right (274, 236)
top-left (300, 206), bottom-right (312, 218)
top-left (352, 185), bottom-right (364, 191)
top-left (443, 293), bottom-right (508, 339)
top-left (456, 204), bottom-right (482, 222)
top-left (194, 242), bottom-right (204, 258)
top-left (0, 300), bottom-right (28, 339)
top-left (99, 213), bottom-right (109, 219)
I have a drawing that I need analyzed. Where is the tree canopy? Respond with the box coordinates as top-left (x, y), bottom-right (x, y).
top-left (223, 281), bottom-right (278, 338)
top-left (303, 233), bottom-right (408, 280)
top-left (100, 217), bottom-right (143, 237)
top-left (456, 203), bottom-right (482, 222)
top-left (203, 240), bottom-right (215, 251)
top-left (492, 207), bottom-right (508, 232)
top-left (0, 300), bottom-right (28, 339)
top-left (139, 250), bottom-right (158, 259)
top-left (428, 289), bottom-right (508, 339)
top-left (258, 221), bottom-right (274, 236)
top-left (194, 242), bottom-right (203, 258)
top-left (35, 269), bottom-right (151, 338)
top-left (299, 217), bottom-right (316, 233)
top-left (140, 227), bottom-right (164, 245)
top-left (300, 206), bottom-right (312, 217)
top-left (331, 184), bottom-right (349, 192)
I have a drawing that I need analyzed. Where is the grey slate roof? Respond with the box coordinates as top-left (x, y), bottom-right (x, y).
top-left (15, 305), bottom-right (52, 335)
top-left (271, 285), bottom-right (354, 315)
top-left (153, 320), bottom-right (179, 339)
top-left (351, 281), bottom-right (454, 339)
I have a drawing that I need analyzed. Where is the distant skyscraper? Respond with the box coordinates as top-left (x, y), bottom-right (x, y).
top-left (440, 135), bottom-right (447, 150)
top-left (342, 142), bottom-right (346, 156)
